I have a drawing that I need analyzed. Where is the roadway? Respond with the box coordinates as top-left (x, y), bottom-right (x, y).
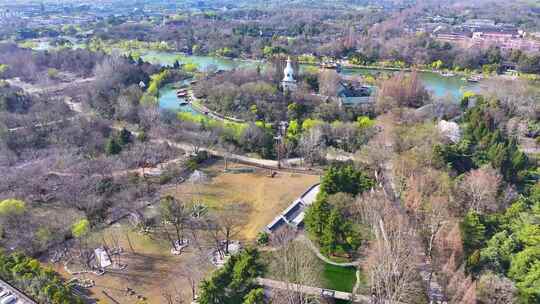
top-left (0, 278), bottom-right (37, 304)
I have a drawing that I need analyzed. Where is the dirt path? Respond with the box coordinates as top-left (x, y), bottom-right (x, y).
top-left (296, 234), bottom-right (360, 267)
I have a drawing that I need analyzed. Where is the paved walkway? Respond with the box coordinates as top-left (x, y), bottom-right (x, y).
top-left (149, 137), bottom-right (321, 175)
top-left (256, 278), bottom-right (371, 303)
top-left (296, 234), bottom-right (360, 267)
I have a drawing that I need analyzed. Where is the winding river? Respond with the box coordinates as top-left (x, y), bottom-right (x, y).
top-left (26, 42), bottom-right (479, 112)
top-left (143, 51), bottom-right (480, 112)
top-left (27, 40), bottom-right (479, 112)
top-left (28, 40), bottom-right (480, 106)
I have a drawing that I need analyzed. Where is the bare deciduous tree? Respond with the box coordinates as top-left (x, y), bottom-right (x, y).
top-left (298, 126), bottom-right (326, 166)
top-left (160, 196), bottom-right (190, 251)
top-left (476, 272), bottom-right (517, 304)
top-left (216, 203), bottom-right (250, 254)
top-left (376, 71), bottom-right (430, 113)
top-left (318, 69), bottom-right (340, 96)
top-left (361, 198), bottom-right (426, 304)
top-left (458, 165), bottom-right (502, 214)
top-left (161, 270), bottom-right (186, 304)
top-left (269, 228), bottom-right (322, 304)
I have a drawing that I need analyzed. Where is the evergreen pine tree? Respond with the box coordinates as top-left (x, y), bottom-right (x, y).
top-left (119, 128), bottom-right (133, 145)
top-left (460, 211), bottom-right (487, 256)
top-left (105, 137), bottom-right (122, 155)
top-left (321, 208), bottom-right (342, 253)
top-left (304, 197), bottom-right (331, 238)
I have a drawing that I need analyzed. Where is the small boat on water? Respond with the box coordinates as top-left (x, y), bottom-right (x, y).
top-left (179, 100), bottom-right (190, 106)
top-left (467, 75), bottom-right (483, 83)
top-left (321, 62), bottom-right (338, 69)
top-left (177, 89), bottom-right (188, 97)
top-left (440, 71), bottom-right (456, 77)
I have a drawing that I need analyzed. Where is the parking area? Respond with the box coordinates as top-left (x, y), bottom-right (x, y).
top-left (0, 279), bottom-right (37, 304)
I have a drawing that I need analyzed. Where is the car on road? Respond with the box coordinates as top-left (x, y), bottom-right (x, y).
top-left (0, 290), bottom-right (10, 298)
top-left (321, 289), bottom-right (335, 298)
top-left (0, 295), bottom-right (17, 304)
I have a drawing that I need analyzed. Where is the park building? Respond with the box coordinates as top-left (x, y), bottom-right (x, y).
top-left (265, 184), bottom-right (320, 233)
top-left (336, 81), bottom-right (376, 109)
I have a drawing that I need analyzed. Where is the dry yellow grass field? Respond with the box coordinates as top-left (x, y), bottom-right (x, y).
top-left (166, 160), bottom-right (320, 240)
top-left (55, 224), bottom-right (214, 304)
top-left (53, 161), bottom-right (319, 304)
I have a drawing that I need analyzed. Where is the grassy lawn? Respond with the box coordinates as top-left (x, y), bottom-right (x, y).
top-left (261, 243), bottom-right (365, 295)
top-left (166, 160), bottom-right (320, 240)
top-left (322, 264), bottom-right (357, 292)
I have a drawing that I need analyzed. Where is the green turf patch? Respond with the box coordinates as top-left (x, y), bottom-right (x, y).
top-left (322, 264), bottom-right (357, 292)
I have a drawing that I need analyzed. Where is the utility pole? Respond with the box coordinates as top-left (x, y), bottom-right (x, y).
top-left (274, 121), bottom-right (289, 169)
top-left (274, 134), bottom-right (282, 169)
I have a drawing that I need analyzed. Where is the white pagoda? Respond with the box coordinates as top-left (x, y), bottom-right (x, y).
top-left (281, 57), bottom-right (297, 91)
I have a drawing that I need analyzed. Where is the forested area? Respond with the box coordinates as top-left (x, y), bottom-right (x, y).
top-left (433, 97), bottom-right (539, 303)
top-left (0, 45), bottom-right (186, 257)
top-left (305, 164), bottom-right (374, 257)
top-left (0, 43), bottom-right (103, 82)
top-left (372, 85), bottom-right (539, 303)
top-left (0, 251), bottom-right (83, 303)
top-left (197, 248), bottom-right (265, 304)
top-left (1, 1), bottom-right (539, 303)
top-left (75, 0), bottom-right (540, 75)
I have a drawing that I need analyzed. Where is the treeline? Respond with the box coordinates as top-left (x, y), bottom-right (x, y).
top-left (87, 6), bottom-right (384, 60)
top-left (197, 248), bottom-right (265, 304)
top-left (305, 164), bottom-right (374, 257)
top-left (84, 54), bottom-right (160, 119)
top-left (435, 96), bottom-right (531, 185)
top-left (433, 96), bottom-right (539, 302)
top-left (85, 6), bottom-right (540, 76)
top-left (176, 112), bottom-right (275, 159)
top-left (0, 251), bottom-right (83, 304)
top-left (353, 36), bottom-right (540, 74)
top-left (0, 43), bottom-right (104, 82)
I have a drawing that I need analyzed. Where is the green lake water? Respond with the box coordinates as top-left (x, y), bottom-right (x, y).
top-left (340, 67), bottom-right (478, 100)
top-left (27, 41), bottom-right (480, 102)
top-left (158, 82), bottom-right (197, 113)
top-left (26, 43), bottom-right (478, 108)
top-left (151, 51), bottom-right (480, 112)
top-left (141, 50), bottom-right (257, 72)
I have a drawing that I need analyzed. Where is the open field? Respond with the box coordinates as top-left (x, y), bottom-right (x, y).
top-left (50, 161), bottom-right (319, 304)
top-left (165, 160), bottom-right (321, 240)
top-left (53, 222), bottom-right (214, 304)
